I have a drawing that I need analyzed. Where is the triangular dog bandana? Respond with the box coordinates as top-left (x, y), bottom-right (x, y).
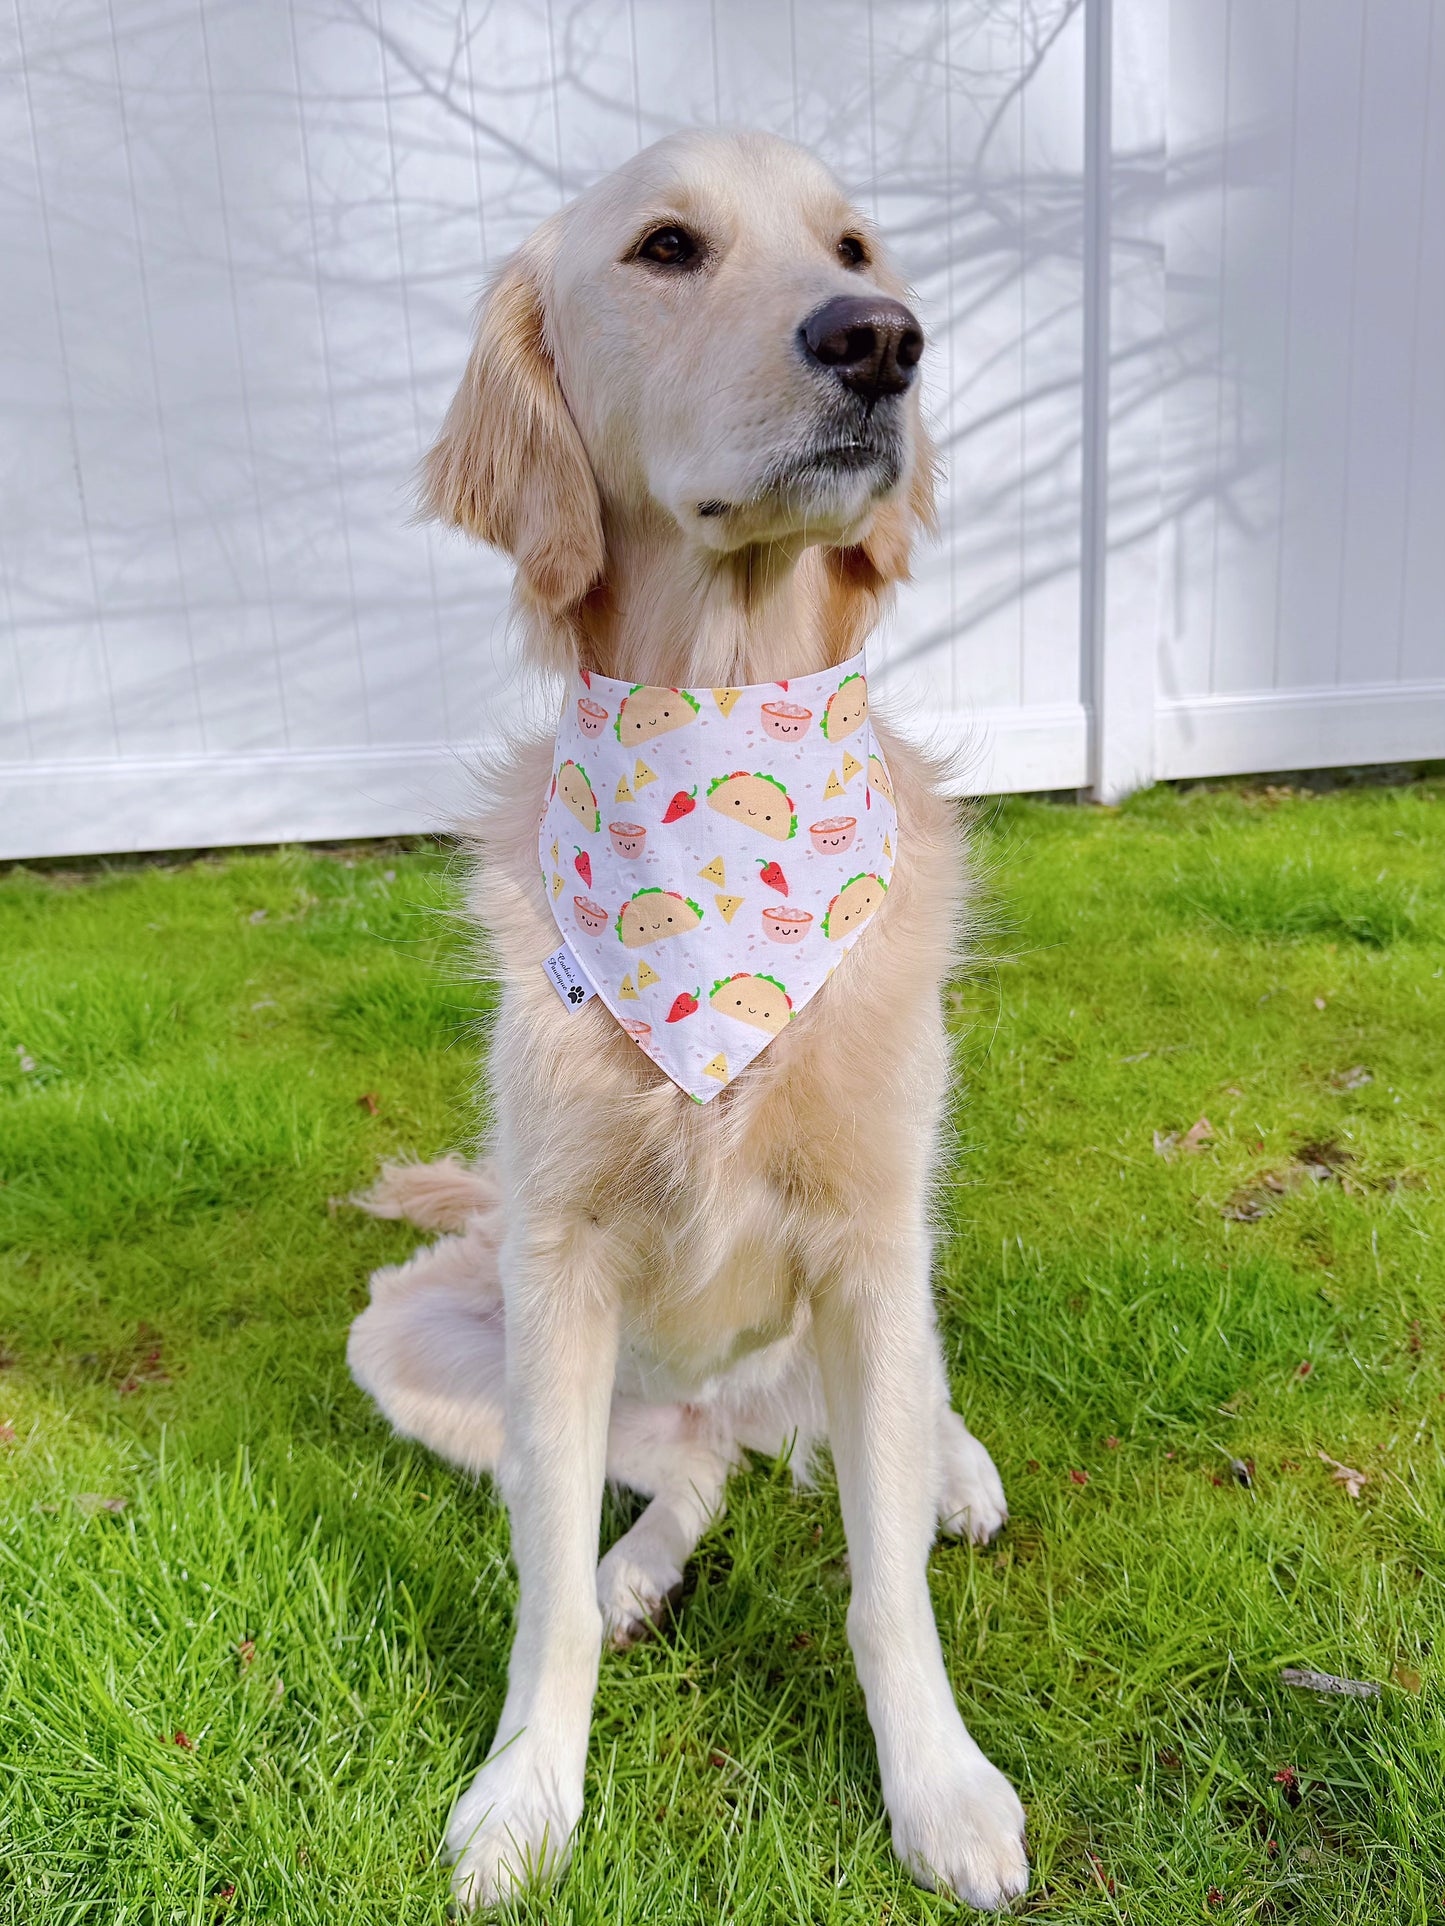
top-left (539, 648), bottom-right (897, 1102)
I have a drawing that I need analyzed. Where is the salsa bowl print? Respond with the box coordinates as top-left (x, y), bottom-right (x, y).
top-left (760, 699), bottom-right (812, 740)
top-left (809, 816), bottom-right (857, 855)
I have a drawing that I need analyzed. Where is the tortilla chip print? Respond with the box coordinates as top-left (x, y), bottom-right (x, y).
top-left (538, 648), bottom-right (896, 1102)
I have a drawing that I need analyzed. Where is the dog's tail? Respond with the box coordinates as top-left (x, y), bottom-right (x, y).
top-left (353, 1154), bottom-right (498, 1232)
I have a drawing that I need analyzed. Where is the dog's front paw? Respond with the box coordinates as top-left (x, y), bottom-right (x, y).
top-left (935, 1411), bottom-right (1008, 1545)
top-left (888, 1748), bottom-right (1028, 1910)
top-left (596, 1540), bottom-right (683, 1650)
top-left (446, 1746), bottom-right (581, 1912)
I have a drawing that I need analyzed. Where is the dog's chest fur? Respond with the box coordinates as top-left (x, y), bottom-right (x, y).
top-left (463, 722), bottom-right (969, 1389)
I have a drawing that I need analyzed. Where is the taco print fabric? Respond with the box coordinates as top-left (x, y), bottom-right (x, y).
top-left (538, 648), bottom-right (898, 1103)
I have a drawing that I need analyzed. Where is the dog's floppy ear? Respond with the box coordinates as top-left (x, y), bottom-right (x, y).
top-left (420, 241), bottom-right (603, 617)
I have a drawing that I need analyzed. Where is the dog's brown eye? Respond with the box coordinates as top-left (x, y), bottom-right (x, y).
top-left (837, 235), bottom-right (868, 269)
top-left (635, 225), bottom-right (699, 268)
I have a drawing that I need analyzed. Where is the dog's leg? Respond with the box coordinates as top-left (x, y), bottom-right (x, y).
top-left (594, 1402), bottom-right (734, 1648)
top-left (812, 1236), bottom-right (1028, 1909)
top-left (446, 1214), bottom-right (621, 1913)
top-left (934, 1404), bottom-right (1008, 1545)
top-left (351, 1225), bottom-right (730, 1644)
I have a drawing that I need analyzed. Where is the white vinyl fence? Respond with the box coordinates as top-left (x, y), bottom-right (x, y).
top-left (1, 0), bottom-right (1442, 859)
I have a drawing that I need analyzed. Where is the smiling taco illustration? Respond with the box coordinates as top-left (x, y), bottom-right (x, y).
top-left (557, 759), bottom-right (599, 832)
top-left (822, 671), bottom-right (868, 741)
top-left (822, 871), bottom-right (888, 939)
top-left (616, 886), bottom-right (704, 948)
top-left (705, 770), bottom-right (796, 842)
top-left (709, 971), bottom-right (793, 1034)
top-left (614, 685), bottom-right (700, 744)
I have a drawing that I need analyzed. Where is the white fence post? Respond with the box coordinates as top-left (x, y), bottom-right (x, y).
top-left (1084, 0), bottom-right (1168, 802)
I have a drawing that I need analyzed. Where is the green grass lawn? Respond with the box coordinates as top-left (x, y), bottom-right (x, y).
top-left (2, 778), bottom-right (1443, 1925)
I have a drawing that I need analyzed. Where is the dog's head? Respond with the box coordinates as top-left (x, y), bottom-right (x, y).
top-left (421, 130), bottom-right (935, 621)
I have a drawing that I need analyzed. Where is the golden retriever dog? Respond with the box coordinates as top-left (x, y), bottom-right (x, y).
top-left (347, 128), bottom-right (1028, 1911)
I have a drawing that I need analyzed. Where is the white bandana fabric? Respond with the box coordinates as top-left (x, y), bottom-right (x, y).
top-left (538, 648), bottom-right (898, 1103)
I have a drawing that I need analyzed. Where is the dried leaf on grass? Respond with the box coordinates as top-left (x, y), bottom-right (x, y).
top-left (1085, 1851), bottom-right (1116, 1896)
top-left (73, 1493), bottom-right (128, 1514)
top-left (1330, 1066), bottom-right (1373, 1091)
top-left (1154, 1116), bottom-right (1214, 1160)
top-left (1296, 1139), bottom-right (1356, 1181)
top-left (118, 1343), bottom-right (172, 1395)
top-left (1393, 1664), bottom-right (1423, 1694)
top-left (234, 1638), bottom-right (283, 1702)
top-left (1222, 1189), bottom-right (1275, 1223)
top-left (1318, 1450), bottom-right (1367, 1499)
top-left (1222, 1139), bottom-right (1357, 1220)
top-left (1281, 1667), bottom-right (1381, 1700)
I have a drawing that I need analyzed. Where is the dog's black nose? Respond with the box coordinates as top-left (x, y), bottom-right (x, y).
top-left (798, 295), bottom-right (924, 402)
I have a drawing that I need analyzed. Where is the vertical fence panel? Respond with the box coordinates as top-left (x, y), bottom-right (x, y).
top-left (1154, 0), bottom-right (1445, 779)
top-left (1333, 6), bottom-right (1436, 693)
top-left (1399, 14), bottom-right (1445, 689)
top-left (1086, 0), bottom-right (1167, 802)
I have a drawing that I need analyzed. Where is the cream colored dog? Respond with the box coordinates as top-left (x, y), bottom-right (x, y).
top-left (347, 128), bottom-right (1028, 1912)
